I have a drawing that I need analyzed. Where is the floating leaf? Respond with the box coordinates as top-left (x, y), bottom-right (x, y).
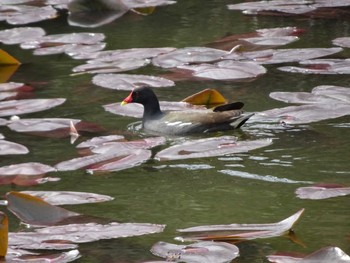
top-left (72, 58), bottom-right (150, 74)
top-left (227, 0), bottom-right (350, 18)
top-left (253, 103), bottom-right (350, 125)
top-left (10, 249), bottom-right (81, 263)
top-left (0, 211), bottom-right (8, 257)
top-left (10, 221), bottom-right (165, 244)
top-left (176, 209), bottom-right (304, 242)
top-left (0, 27), bottom-right (46, 45)
top-left (6, 191), bottom-right (79, 226)
top-left (267, 246), bottom-right (350, 263)
top-left (151, 241), bottom-right (239, 263)
top-left (278, 59), bottom-right (350, 74)
top-left (0, 140), bottom-right (29, 155)
top-left (0, 98), bottom-right (65, 117)
top-left (177, 60), bottom-right (266, 81)
top-left (7, 118), bottom-right (105, 137)
top-left (104, 101), bottom-right (205, 118)
top-left (295, 184), bottom-right (350, 200)
top-left (333, 37), bottom-right (350, 48)
top-left (224, 47), bottom-right (343, 64)
top-left (19, 191), bottom-right (114, 205)
top-left (92, 73), bottom-right (175, 91)
top-left (154, 136), bottom-right (272, 161)
top-left (69, 120), bottom-right (80, 144)
top-left (76, 135), bottom-right (125, 148)
top-left (3, 5), bottom-right (58, 25)
top-left (181, 89), bottom-right (227, 106)
top-left (0, 162), bottom-right (56, 186)
top-left (0, 49), bottom-right (20, 65)
top-left (152, 47), bottom-right (227, 68)
top-left (207, 27), bottom-right (303, 51)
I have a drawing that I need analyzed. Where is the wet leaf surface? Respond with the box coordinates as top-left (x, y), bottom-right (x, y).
top-left (7, 118), bottom-right (105, 137)
top-left (176, 209), bottom-right (304, 242)
top-left (0, 140), bottom-right (29, 155)
top-left (92, 73), bottom-right (175, 90)
top-left (0, 98), bottom-right (65, 117)
top-left (155, 136), bottom-right (273, 161)
top-left (177, 60), bottom-right (266, 81)
top-left (19, 191), bottom-right (114, 205)
top-left (207, 27), bottom-right (303, 51)
top-left (0, 27), bottom-right (46, 45)
top-left (152, 47), bottom-right (227, 68)
top-left (76, 135), bottom-right (126, 148)
top-left (295, 184), bottom-right (350, 200)
top-left (278, 59), bottom-right (350, 74)
top-left (224, 47), bottom-right (343, 64)
top-left (227, 0), bottom-right (350, 18)
top-left (333, 37), bottom-right (350, 48)
top-left (267, 246), bottom-right (350, 263)
top-left (151, 241), bottom-right (239, 263)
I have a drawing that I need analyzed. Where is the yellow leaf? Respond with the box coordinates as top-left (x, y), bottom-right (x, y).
top-left (0, 65), bottom-right (19, 83)
top-left (0, 49), bottom-right (20, 65)
top-left (0, 212), bottom-right (8, 257)
top-left (132, 6), bottom-right (156, 15)
top-left (182, 89), bottom-right (227, 107)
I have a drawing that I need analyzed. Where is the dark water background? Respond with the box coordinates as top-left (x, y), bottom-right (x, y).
top-left (1, 0), bottom-right (350, 262)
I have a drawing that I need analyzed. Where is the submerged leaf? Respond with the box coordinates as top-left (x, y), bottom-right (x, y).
top-left (6, 191), bottom-right (79, 226)
top-left (176, 209), bottom-right (304, 242)
top-left (154, 136), bottom-right (272, 161)
top-left (151, 241), bottom-right (239, 263)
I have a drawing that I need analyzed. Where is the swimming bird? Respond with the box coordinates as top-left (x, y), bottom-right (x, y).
top-left (121, 87), bottom-right (253, 135)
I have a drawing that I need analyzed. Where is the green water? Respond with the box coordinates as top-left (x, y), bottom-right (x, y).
top-left (1, 0), bottom-right (350, 262)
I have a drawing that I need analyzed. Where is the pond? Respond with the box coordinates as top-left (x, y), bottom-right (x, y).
top-left (1, 0), bottom-right (350, 262)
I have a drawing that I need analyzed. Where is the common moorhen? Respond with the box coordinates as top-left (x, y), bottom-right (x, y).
top-left (121, 87), bottom-right (253, 135)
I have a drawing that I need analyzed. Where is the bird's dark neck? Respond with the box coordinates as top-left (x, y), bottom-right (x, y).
top-left (142, 99), bottom-right (164, 120)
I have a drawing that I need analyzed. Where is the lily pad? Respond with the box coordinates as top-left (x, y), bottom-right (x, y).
top-left (72, 58), bottom-right (150, 74)
top-left (92, 73), bottom-right (175, 91)
top-left (224, 47), bottom-right (343, 64)
top-left (0, 27), bottom-right (46, 45)
top-left (333, 37), bottom-right (350, 48)
top-left (33, 42), bottom-right (106, 57)
top-left (177, 60), bottom-right (266, 81)
top-left (0, 5), bottom-right (57, 25)
top-left (7, 249), bottom-right (81, 263)
top-left (154, 136), bottom-right (273, 161)
top-left (76, 135), bottom-right (125, 148)
top-left (176, 209), bottom-right (304, 242)
top-left (7, 118), bottom-right (105, 137)
top-left (151, 241), bottom-right (239, 263)
top-left (295, 184), bottom-right (350, 200)
top-left (0, 140), bottom-right (29, 155)
top-left (267, 246), bottom-right (350, 263)
top-left (10, 221), bottom-right (165, 244)
top-left (0, 98), bottom-right (65, 117)
top-left (19, 191), bottom-right (114, 205)
top-left (152, 47), bottom-right (227, 68)
top-left (278, 59), bottom-right (350, 74)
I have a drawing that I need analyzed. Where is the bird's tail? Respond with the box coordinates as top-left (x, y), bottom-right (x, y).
top-left (230, 113), bottom-right (254, 129)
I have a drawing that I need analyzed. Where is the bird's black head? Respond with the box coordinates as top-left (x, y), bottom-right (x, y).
top-left (121, 86), bottom-right (159, 107)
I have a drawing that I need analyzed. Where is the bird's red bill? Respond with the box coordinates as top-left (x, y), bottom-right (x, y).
top-left (121, 91), bottom-right (133, 105)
